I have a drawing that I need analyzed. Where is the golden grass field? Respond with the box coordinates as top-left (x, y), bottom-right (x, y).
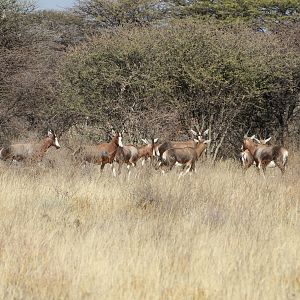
top-left (0, 150), bottom-right (299, 300)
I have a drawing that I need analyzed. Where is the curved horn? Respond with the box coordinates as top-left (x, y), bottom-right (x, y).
top-left (244, 128), bottom-right (250, 138)
top-left (202, 129), bottom-right (209, 136)
top-left (264, 137), bottom-right (272, 143)
top-left (190, 129), bottom-right (198, 136)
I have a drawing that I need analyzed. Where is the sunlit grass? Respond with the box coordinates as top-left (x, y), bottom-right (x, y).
top-left (0, 152), bottom-right (299, 299)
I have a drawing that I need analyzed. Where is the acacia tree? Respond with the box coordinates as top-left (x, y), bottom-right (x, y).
top-left (73, 0), bottom-right (168, 29)
top-left (168, 0), bottom-right (300, 20)
top-left (60, 21), bottom-right (300, 158)
top-left (0, 1), bottom-right (85, 142)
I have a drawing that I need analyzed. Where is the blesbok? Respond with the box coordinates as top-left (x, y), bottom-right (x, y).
top-left (114, 137), bottom-right (159, 175)
top-left (158, 139), bottom-right (211, 176)
top-left (240, 136), bottom-right (276, 169)
top-left (155, 129), bottom-right (209, 158)
top-left (242, 135), bottom-right (288, 175)
top-left (74, 131), bottom-right (123, 175)
top-left (114, 144), bottom-right (138, 175)
top-left (138, 138), bottom-right (159, 166)
top-left (0, 129), bottom-right (60, 164)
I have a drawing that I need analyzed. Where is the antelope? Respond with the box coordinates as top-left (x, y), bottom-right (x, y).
top-left (114, 137), bottom-right (159, 175)
top-left (158, 139), bottom-right (211, 176)
top-left (75, 131), bottom-right (123, 175)
top-left (155, 129), bottom-right (209, 158)
top-left (114, 144), bottom-right (139, 175)
top-left (138, 138), bottom-right (159, 166)
top-left (0, 129), bottom-right (60, 164)
top-left (242, 135), bottom-right (288, 175)
top-left (240, 136), bottom-right (275, 169)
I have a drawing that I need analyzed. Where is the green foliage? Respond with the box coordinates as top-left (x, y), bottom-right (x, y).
top-left (0, 0), bottom-right (36, 48)
top-left (74, 0), bottom-right (167, 28)
top-left (168, 0), bottom-right (300, 20)
top-left (60, 20), bottom-right (300, 151)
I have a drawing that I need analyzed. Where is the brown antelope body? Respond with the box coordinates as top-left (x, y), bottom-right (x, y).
top-left (138, 138), bottom-right (159, 166)
top-left (115, 145), bottom-right (138, 174)
top-left (0, 129), bottom-right (60, 164)
top-left (159, 139), bottom-right (210, 176)
top-left (114, 138), bottom-right (159, 175)
top-left (76, 132), bottom-right (123, 174)
top-left (155, 129), bottom-right (208, 158)
top-left (242, 136), bottom-right (288, 175)
top-left (240, 137), bottom-right (275, 169)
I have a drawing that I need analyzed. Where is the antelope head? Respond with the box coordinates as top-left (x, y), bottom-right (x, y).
top-left (190, 127), bottom-right (209, 142)
top-left (194, 138), bottom-right (211, 145)
top-left (48, 129), bottom-right (61, 149)
top-left (110, 129), bottom-right (123, 147)
top-left (242, 134), bottom-right (256, 151)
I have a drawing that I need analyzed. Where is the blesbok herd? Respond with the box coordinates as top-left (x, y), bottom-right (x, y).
top-left (0, 127), bottom-right (289, 177)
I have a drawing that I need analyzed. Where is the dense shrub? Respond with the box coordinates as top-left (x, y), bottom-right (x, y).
top-left (60, 20), bottom-right (300, 158)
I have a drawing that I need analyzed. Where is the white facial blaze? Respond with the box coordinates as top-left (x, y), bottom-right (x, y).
top-left (155, 148), bottom-right (160, 156)
top-left (118, 136), bottom-right (123, 147)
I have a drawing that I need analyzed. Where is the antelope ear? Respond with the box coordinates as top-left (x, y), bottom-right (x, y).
top-left (250, 135), bottom-right (256, 140)
top-left (190, 129), bottom-right (198, 136)
top-left (264, 137), bottom-right (272, 143)
top-left (153, 138), bottom-right (158, 143)
top-left (253, 137), bottom-right (261, 144)
top-left (203, 139), bottom-right (211, 144)
top-left (48, 129), bottom-right (53, 137)
top-left (194, 139), bottom-right (199, 143)
top-left (111, 129), bottom-right (116, 135)
top-left (141, 139), bottom-right (148, 144)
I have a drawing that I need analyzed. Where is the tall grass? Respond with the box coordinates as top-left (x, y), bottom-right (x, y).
top-left (0, 152), bottom-right (299, 299)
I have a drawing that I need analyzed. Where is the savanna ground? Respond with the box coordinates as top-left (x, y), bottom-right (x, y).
top-left (0, 149), bottom-right (299, 300)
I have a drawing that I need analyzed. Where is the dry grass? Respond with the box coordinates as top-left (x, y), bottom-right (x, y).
top-left (0, 151), bottom-right (299, 300)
